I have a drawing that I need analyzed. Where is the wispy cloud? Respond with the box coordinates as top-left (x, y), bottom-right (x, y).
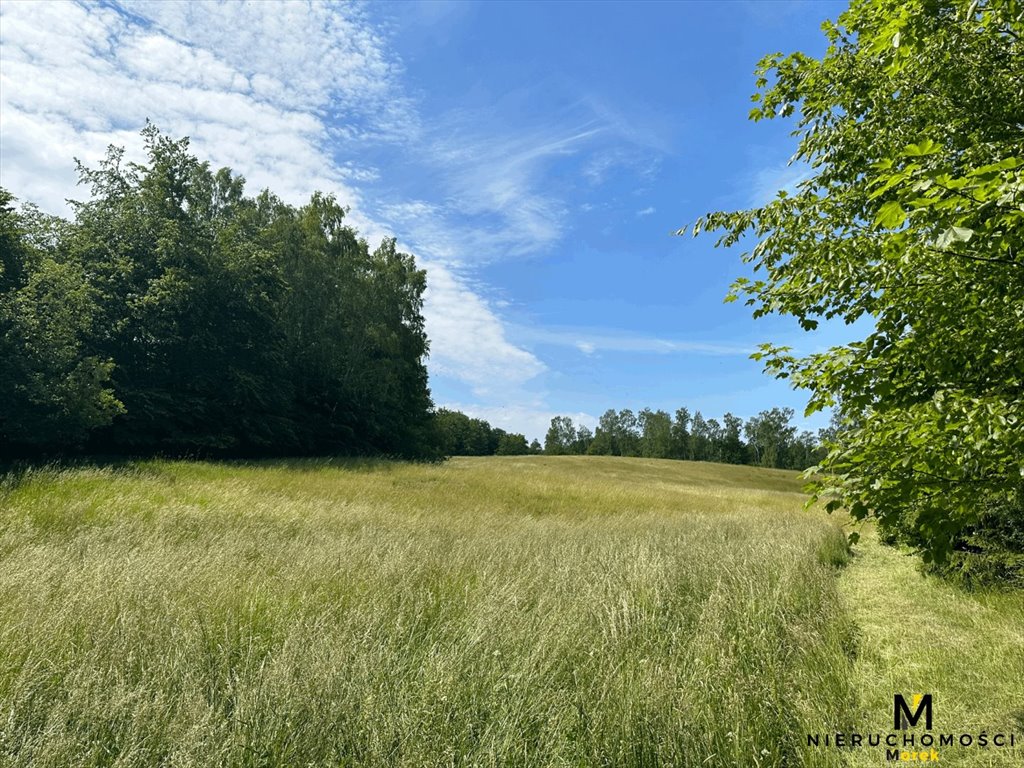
top-left (747, 159), bottom-right (812, 208)
top-left (582, 147), bottom-right (661, 187)
top-left (636, 206), bottom-right (656, 217)
top-left (422, 265), bottom-right (545, 399)
top-left (416, 118), bottom-right (605, 261)
top-left (520, 327), bottom-right (754, 357)
top-left (575, 91), bottom-right (675, 155)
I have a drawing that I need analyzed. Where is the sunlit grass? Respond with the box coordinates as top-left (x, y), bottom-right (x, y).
top-left (1, 456), bottom-right (855, 767)
top-left (841, 528), bottom-right (1024, 767)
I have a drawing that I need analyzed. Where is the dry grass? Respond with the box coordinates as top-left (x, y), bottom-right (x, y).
top-left (0, 456), bottom-right (856, 767)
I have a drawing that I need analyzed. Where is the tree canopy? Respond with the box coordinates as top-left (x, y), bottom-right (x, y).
top-left (683, 0), bottom-right (1023, 566)
top-left (1, 125), bottom-right (436, 459)
top-left (435, 408), bottom-right (533, 456)
top-left (542, 406), bottom-right (822, 469)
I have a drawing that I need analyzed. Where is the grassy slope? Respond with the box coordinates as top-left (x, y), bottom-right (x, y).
top-left (0, 456), bottom-right (854, 768)
top-left (840, 529), bottom-right (1024, 767)
top-left (0, 456), bottom-right (1019, 767)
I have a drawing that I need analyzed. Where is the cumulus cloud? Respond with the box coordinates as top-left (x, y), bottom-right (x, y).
top-left (0, 0), bottom-right (543, 412)
top-left (0, 1), bottom-right (360, 210)
top-left (424, 265), bottom-right (545, 398)
top-left (120, 0), bottom-right (416, 138)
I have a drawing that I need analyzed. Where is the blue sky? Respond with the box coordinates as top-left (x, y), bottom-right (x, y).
top-left (0, 0), bottom-right (852, 440)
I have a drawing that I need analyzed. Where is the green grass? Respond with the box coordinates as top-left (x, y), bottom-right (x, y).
top-left (840, 528), bottom-right (1024, 767)
top-left (0, 456), bottom-right (1019, 767)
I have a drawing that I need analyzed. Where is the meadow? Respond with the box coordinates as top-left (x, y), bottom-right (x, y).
top-left (0, 457), bottom-right (1019, 767)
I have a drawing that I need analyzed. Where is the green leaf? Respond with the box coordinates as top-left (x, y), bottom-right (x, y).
top-left (874, 201), bottom-right (906, 229)
top-left (936, 226), bottom-right (975, 248)
top-left (868, 170), bottom-right (909, 200)
top-left (903, 139), bottom-right (941, 157)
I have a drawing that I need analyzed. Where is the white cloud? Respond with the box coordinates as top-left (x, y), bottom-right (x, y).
top-left (0, 1), bottom-right (359, 211)
top-left (119, 0), bottom-right (416, 138)
top-left (582, 147), bottom-right (661, 187)
top-left (522, 327), bottom-right (753, 357)
top-left (0, 0), bottom-right (545, 418)
top-left (576, 92), bottom-right (674, 156)
top-left (417, 120), bottom-right (603, 261)
top-left (424, 265), bottom-right (545, 398)
top-left (636, 206), bottom-right (656, 217)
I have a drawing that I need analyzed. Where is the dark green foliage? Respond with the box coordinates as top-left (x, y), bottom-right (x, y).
top-left (0, 191), bottom-right (123, 449)
top-left (639, 408), bottom-right (673, 459)
top-left (689, 412), bottom-right (711, 462)
top-left (434, 408), bottom-right (533, 457)
top-left (495, 432), bottom-right (531, 455)
top-left (883, 486), bottom-right (1024, 589)
top-left (670, 407), bottom-right (691, 459)
top-left (66, 134), bottom-right (290, 453)
top-left (549, 405), bottom-right (822, 469)
top-left (719, 413), bottom-right (748, 464)
top-left (744, 408), bottom-right (796, 469)
top-left (1, 126), bottom-right (435, 459)
top-left (435, 409), bottom-right (498, 456)
top-left (544, 415), bottom-right (579, 455)
top-left (587, 409), bottom-right (641, 457)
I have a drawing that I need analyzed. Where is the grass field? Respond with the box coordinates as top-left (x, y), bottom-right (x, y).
top-left (0, 456), bottom-right (1020, 767)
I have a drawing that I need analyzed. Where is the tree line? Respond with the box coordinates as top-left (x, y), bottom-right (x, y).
top-left (544, 407), bottom-right (824, 469)
top-left (1, 125), bottom-right (435, 459)
top-left (2, 125), bottom-right (830, 472)
top-left (434, 409), bottom-right (541, 456)
top-left (435, 406), bottom-right (826, 471)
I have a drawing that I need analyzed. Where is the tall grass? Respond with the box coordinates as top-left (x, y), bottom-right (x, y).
top-left (0, 457), bottom-right (855, 767)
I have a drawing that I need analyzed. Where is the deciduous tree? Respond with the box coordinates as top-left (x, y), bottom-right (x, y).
top-left (683, 0), bottom-right (1024, 562)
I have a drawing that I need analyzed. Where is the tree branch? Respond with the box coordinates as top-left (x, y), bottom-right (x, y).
top-left (924, 245), bottom-right (1024, 268)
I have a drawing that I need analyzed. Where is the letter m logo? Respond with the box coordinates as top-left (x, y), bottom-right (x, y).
top-left (894, 693), bottom-right (933, 730)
